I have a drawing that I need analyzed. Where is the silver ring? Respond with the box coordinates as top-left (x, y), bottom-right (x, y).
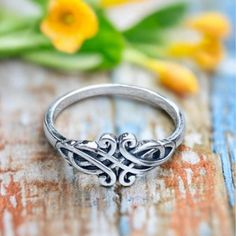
top-left (44, 84), bottom-right (185, 187)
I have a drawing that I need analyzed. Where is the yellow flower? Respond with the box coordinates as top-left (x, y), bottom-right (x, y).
top-left (124, 49), bottom-right (198, 94)
top-left (101, 0), bottom-right (142, 7)
top-left (145, 60), bottom-right (198, 95)
top-left (186, 12), bottom-right (231, 39)
top-left (41, 0), bottom-right (98, 53)
top-left (192, 38), bottom-right (224, 70)
top-left (167, 41), bottom-right (196, 58)
top-left (168, 36), bottom-right (224, 71)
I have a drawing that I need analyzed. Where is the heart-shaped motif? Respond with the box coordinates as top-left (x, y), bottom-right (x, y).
top-left (56, 133), bottom-right (175, 186)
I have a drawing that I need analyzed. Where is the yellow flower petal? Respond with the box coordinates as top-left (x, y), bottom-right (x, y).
top-left (101, 0), bottom-right (143, 7)
top-left (193, 41), bottom-right (224, 71)
top-left (167, 36), bottom-right (225, 71)
top-left (146, 60), bottom-right (199, 95)
top-left (41, 0), bottom-right (98, 53)
top-left (167, 42), bottom-right (196, 58)
top-left (193, 37), bottom-right (224, 70)
top-left (53, 36), bottom-right (85, 54)
top-left (186, 12), bottom-right (231, 39)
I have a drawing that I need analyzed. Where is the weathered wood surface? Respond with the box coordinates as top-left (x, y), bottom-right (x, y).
top-left (210, 0), bottom-right (236, 208)
top-left (0, 1), bottom-right (235, 236)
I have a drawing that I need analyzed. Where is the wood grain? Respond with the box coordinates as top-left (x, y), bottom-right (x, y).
top-left (210, 0), bottom-right (236, 208)
top-left (0, 1), bottom-right (235, 236)
top-left (0, 60), bottom-right (234, 236)
top-left (212, 67), bottom-right (236, 207)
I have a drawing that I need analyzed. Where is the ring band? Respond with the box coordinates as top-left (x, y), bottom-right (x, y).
top-left (44, 84), bottom-right (185, 187)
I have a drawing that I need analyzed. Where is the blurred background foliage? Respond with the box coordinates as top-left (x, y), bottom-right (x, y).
top-left (0, 0), bottom-right (231, 95)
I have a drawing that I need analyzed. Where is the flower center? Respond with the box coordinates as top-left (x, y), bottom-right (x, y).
top-left (60, 12), bottom-right (75, 25)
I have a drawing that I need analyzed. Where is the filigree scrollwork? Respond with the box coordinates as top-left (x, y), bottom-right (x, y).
top-left (56, 133), bottom-right (175, 187)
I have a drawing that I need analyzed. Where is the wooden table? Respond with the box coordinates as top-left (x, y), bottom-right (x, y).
top-left (0, 1), bottom-right (235, 236)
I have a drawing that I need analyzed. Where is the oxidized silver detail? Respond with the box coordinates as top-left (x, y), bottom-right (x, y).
top-left (56, 133), bottom-right (175, 186)
top-left (44, 84), bottom-right (185, 187)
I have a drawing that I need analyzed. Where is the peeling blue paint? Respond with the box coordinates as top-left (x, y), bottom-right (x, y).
top-left (119, 216), bottom-right (131, 236)
top-left (211, 69), bottom-right (236, 206)
top-left (211, 0), bottom-right (236, 206)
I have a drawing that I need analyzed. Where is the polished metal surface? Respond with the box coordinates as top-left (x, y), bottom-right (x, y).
top-left (44, 84), bottom-right (185, 186)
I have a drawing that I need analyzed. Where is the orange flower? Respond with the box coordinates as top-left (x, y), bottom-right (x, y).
top-left (41, 0), bottom-right (98, 53)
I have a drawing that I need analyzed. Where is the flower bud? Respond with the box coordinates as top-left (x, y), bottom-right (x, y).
top-left (186, 12), bottom-right (231, 39)
top-left (146, 60), bottom-right (199, 95)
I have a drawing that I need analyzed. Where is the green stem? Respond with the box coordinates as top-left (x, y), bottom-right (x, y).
top-left (123, 47), bottom-right (165, 73)
top-left (123, 47), bottom-right (148, 65)
top-left (22, 50), bottom-right (103, 71)
top-left (0, 18), bottom-right (38, 36)
top-left (0, 32), bottom-right (50, 57)
top-left (0, 9), bottom-right (40, 35)
top-left (131, 43), bottom-right (167, 58)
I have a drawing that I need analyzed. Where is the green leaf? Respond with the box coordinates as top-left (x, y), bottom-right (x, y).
top-left (31, 0), bottom-right (49, 11)
top-left (123, 2), bottom-right (187, 43)
top-left (0, 9), bottom-right (124, 71)
top-left (80, 10), bottom-right (125, 69)
top-left (23, 50), bottom-right (103, 71)
top-left (0, 10), bottom-right (39, 35)
top-left (22, 11), bottom-right (124, 71)
top-left (0, 31), bottom-right (50, 57)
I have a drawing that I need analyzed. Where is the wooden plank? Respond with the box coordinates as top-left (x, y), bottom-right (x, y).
top-left (0, 61), bottom-right (119, 236)
top-left (112, 64), bottom-right (234, 236)
top-left (0, 48), bottom-right (234, 236)
top-left (210, 0), bottom-right (236, 207)
top-left (0, 0), bottom-right (235, 236)
top-left (212, 66), bottom-right (236, 207)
